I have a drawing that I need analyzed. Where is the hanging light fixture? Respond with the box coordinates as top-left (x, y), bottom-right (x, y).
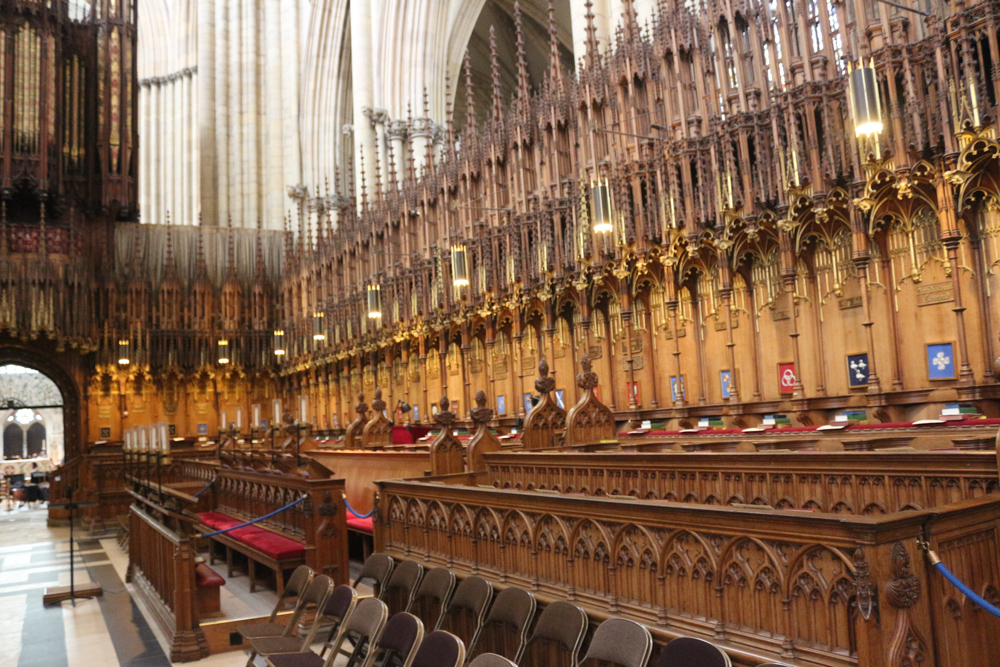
top-left (591, 180), bottom-right (613, 234)
top-left (451, 244), bottom-right (469, 287)
top-left (117, 339), bottom-right (130, 366)
top-left (848, 60), bottom-right (883, 137)
top-left (217, 339), bottom-right (230, 365)
top-left (273, 330), bottom-right (286, 356)
top-left (313, 311), bottom-right (326, 341)
top-left (367, 284), bottom-right (382, 319)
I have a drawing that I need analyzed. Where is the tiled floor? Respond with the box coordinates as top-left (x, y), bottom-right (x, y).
top-left (1, 505), bottom-right (362, 666)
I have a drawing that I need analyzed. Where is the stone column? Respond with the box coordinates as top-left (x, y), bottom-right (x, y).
top-left (214, 0), bottom-right (230, 226)
top-left (351, 0), bottom-right (377, 205)
top-left (198, 0), bottom-right (216, 226)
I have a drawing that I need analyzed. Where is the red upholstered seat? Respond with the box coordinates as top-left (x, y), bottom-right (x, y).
top-left (346, 515), bottom-right (374, 534)
top-left (195, 563), bottom-right (225, 588)
top-left (198, 512), bottom-right (305, 560)
top-left (198, 511), bottom-right (241, 530)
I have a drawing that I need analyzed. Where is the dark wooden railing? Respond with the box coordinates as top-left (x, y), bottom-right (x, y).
top-left (376, 475), bottom-right (1000, 667)
top-left (128, 504), bottom-right (208, 662)
top-left (483, 450), bottom-right (1000, 514)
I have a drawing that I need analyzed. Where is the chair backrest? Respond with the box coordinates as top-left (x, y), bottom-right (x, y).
top-left (354, 553), bottom-right (395, 598)
top-left (467, 655), bottom-right (518, 667)
top-left (519, 601), bottom-right (587, 667)
top-left (361, 612), bottom-right (425, 667)
top-left (322, 584), bottom-right (359, 624)
top-left (411, 567), bottom-right (456, 630)
top-left (470, 588), bottom-right (536, 663)
top-left (326, 597), bottom-right (390, 667)
top-left (580, 618), bottom-right (652, 667)
top-left (411, 630), bottom-right (466, 667)
top-left (655, 637), bottom-right (732, 667)
top-left (269, 565), bottom-right (314, 622)
top-left (287, 575), bottom-right (335, 648)
top-left (383, 560), bottom-right (425, 615)
top-left (437, 575), bottom-right (493, 648)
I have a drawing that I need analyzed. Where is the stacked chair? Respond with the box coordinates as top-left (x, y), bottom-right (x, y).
top-left (250, 553), bottom-right (788, 667)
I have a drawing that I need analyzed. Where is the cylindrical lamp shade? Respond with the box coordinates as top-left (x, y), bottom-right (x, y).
top-left (313, 312), bottom-right (326, 341)
top-left (451, 244), bottom-right (470, 287)
top-left (367, 284), bottom-right (382, 319)
top-left (117, 339), bottom-right (130, 365)
top-left (273, 330), bottom-right (286, 356)
top-left (849, 65), bottom-right (883, 137)
top-left (591, 182), bottom-right (613, 233)
top-left (217, 339), bottom-right (230, 365)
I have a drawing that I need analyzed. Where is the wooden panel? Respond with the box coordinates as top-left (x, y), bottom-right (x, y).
top-left (310, 450), bottom-right (430, 514)
top-left (375, 478), bottom-right (1000, 667)
top-left (482, 450), bottom-right (1000, 514)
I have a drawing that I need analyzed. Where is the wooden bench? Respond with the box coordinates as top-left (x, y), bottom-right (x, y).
top-left (194, 562), bottom-right (224, 617)
top-left (197, 510), bottom-right (305, 595)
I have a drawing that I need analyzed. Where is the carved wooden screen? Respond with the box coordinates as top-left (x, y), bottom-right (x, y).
top-left (344, 393), bottom-right (367, 448)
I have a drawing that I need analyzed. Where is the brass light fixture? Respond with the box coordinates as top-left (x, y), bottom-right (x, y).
top-left (367, 284), bottom-right (383, 319)
top-left (217, 339), bottom-right (230, 365)
top-left (451, 244), bottom-right (469, 287)
top-left (591, 181), bottom-right (613, 234)
top-left (848, 60), bottom-right (883, 137)
top-left (117, 339), bottom-right (130, 366)
top-left (273, 330), bottom-right (286, 356)
top-left (312, 311), bottom-right (326, 341)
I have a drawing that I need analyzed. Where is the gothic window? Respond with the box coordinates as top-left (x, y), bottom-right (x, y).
top-left (828, 0), bottom-right (846, 73)
top-left (784, 0), bottom-right (802, 58)
top-left (809, 0), bottom-right (824, 53)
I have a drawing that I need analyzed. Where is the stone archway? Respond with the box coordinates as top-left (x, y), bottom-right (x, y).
top-left (0, 345), bottom-right (83, 461)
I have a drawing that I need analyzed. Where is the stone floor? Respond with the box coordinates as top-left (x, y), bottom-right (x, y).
top-left (0, 504), bottom-right (361, 666)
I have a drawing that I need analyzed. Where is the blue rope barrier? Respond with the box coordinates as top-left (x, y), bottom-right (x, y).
top-left (932, 560), bottom-right (1000, 619)
top-left (343, 496), bottom-right (375, 519)
top-left (193, 480), bottom-right (214, 498)
top-left (199, 496), bottom-right (306, 538)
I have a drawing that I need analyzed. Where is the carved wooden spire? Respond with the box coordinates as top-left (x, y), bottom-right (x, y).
top-left (163, 224), bottom-right (178, 282)
top-left (584, 0), bottom-right (601, 70)
top-left (254, 217), bottom-right (266, 279)
top-left (514, 2), bottom-right (531, 104)
top-left (490, 26), bottom-right (503, 126)
top-left (464, 52), bottom-right (477, 134)
top-left (225, 215), bottom-right (237, 281)
top-left (547, 0), bottom-right (563, 84)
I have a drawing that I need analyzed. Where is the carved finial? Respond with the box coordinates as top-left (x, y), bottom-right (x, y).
top-left (355, 392), bottom-right (368, 416)
top-left (471, 389), bottom-right (493, 425)
top-left (435, 395), bottom-right (457, 428)
top-left (577, 355), bottom-right (599, 391)
top-left (225, 215), bottom-right (237, 279)
top-left (255, 218), bottom-right (266, 276)
top-left (372, 387), bottom-right (386, 412)
top-left (884, 542), bottom-right (921, 609)
top-left (439, 395), bottom-right (450, 412)
top-left (359, 147), bottom-right (368, 208)
top-left (535, 358), bottom-right (555, 394)
top-left (163, 225), bottom-right (177, 281)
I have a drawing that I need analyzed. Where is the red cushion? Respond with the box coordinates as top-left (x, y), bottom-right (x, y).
top-left (195, 563), bottom-right (225, 588)
top-left (198, 511), bottom-right (241, 530)
top-left (346, 515), bottom-right (374, 534)
top-left (233, 527), bottom-right (305, 561)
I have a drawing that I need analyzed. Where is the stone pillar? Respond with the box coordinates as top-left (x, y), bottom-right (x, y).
top-left (351, 0), bottom-right (377, 205)
top-left (215, 0), bottom-right (230, 226)
top-left (198, 0), bottom-right (217, 226)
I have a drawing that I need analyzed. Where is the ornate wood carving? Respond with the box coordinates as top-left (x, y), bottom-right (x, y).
top-left (564, 357), bottom-right (615, 447)
top-left (362, 387), bottom-right (392, 448)
top-left (344, 393), bottom-right (368, 449)
top-left (522, 359), bottom-right (566, 450)
top-left (467, 390), bottom-right (501, 472)
top-left (430, 395), bottom-right (463, 475)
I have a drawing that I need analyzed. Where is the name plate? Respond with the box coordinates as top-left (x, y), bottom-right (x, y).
top-left (916, 281), bottom-right (954, 306)
top-left (771, 309), bottom-right (790, 321)
top-left (838, 296), bottom-right (862, 310)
